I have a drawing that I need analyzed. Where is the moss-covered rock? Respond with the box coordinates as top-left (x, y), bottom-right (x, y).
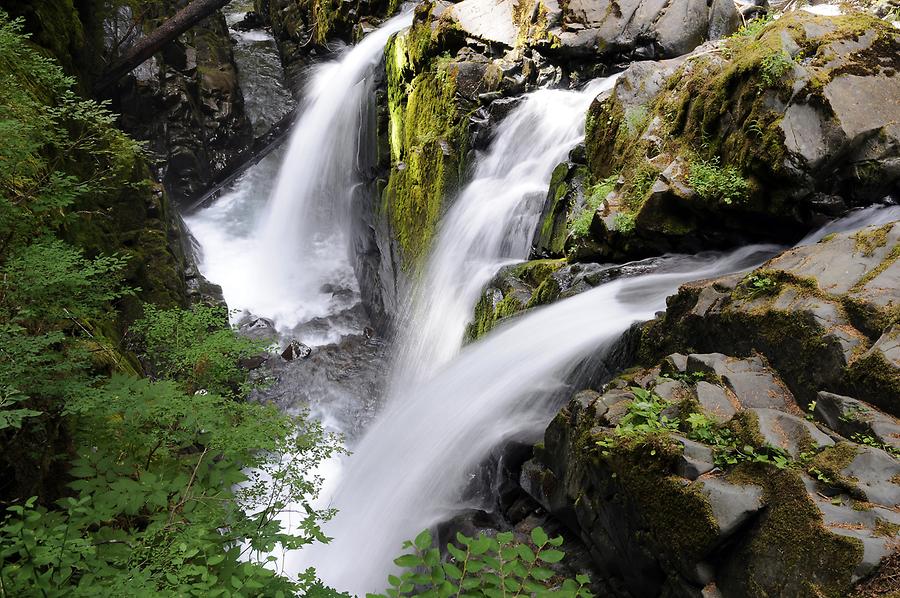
top-left (640, 221), bottom-right (899, 415)
top-left (523, 347), bottom-right (898, 596)
top-left (575, 11), bottom-right (900, 262)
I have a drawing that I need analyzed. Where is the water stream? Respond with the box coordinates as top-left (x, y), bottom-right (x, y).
top-left (184, 10), bottom-right (900, 597)
top-left (389, 76), bottom-right (619, 390)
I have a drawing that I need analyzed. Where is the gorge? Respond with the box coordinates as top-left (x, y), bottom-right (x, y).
top-left (0, 0), bottom-right (898, 596)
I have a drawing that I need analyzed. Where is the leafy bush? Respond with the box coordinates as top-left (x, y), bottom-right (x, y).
top-left (688, 157), bottom-right (750, 205)
top-left (131, 304), bottom-right (268, 396)
top-left (372, 528), bottom-right (593, 598)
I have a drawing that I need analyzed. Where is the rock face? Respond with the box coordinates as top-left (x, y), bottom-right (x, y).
top-left (258, 0), bottom-right (399, 84)
top-left (544, 12), bottom-right (900, 262)
top-left (520, 220), bottom-right (900, 596)
top-left (111, 2), bottom-right (255, 202)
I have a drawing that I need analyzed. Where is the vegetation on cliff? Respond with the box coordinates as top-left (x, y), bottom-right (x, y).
top-left (0, 14), bottom-right (340, 595)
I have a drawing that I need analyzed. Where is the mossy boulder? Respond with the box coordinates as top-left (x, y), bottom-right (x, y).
top-left (575, 11), bottom-right (900, 262)
top-left (523, 347), bottom-right (899, 596)
top-left (640, 220), bottom-right (899, 415)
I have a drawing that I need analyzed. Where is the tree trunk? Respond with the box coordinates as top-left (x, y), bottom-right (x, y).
top-left (94, 0), bottom-right (231, 95)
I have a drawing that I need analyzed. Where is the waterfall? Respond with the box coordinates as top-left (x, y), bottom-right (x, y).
top-left (186, 12), bottom-right (412, 332)
top-left (298, 243), bottom-right (781, 595)
top-left (389, 76), bottom-right (619, 389)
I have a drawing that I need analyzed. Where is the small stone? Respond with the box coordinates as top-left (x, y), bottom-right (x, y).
top-left (281, 340), bottom-right (311, 361)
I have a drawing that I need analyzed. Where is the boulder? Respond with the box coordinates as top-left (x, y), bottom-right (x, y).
top-left (575, 12), bottom-right (900, 262)
top-left (814, 391), bottom-right (900, 451)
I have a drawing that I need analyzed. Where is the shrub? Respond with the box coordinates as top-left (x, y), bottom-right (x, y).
top-left (130, 304), bottom-right (268, 396)
top-left (373, 528), bottom-right (593, 597)
top-left (688, 157), bottom-right (750, 205)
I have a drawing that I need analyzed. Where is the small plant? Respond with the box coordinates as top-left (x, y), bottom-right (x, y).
top-left (743, 273), bottom-right (779, 297)
top-left (688, 157), bottom-right (750, 205)
top-left (612, 212), bottom-right (636, 233)
top-left (373, 528), bottom-right (592, 597)
top-left (758, 50), bottom-right (794, 89)
top-left (729, 14), bottom-right (775, 39)
top-left (850, 433), bottom-right (900, 457)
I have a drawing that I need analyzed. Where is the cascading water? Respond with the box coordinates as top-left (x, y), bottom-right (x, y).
top-left (186, 12), bottom-right (412, 332)
top-left (390, 76), bottom-right (619, 388)
top-left (296, 204), bottom-right (898, 595)
top-left (298, 243), bottom-right (782, 594)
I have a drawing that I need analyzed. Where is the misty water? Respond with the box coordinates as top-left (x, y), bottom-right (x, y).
top-left (184, 12), bottom-right (900, 597)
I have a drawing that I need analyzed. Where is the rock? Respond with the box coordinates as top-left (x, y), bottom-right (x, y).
top-left (814, 391), bottom-right (900, 451)
top-left (446, 0), bottom-right (519, 47)
top-left (694, 381), bottom-right (737, 423)
top-left (673, 435), bottom-right (715, 480)
top-left (578, 12), bottom-right (900, 262)
top-left (698, 477), bottom-right (765, 538)
top-left (687, 353), bottom-right (796, 412)
top-left (752, 408), bottom-right (834, 458)
top-left (280, 340), bottom-right (311, 361)
top-left (640, 222), bottom-right (900, 413)
top-left (840, 446), bottom-right (900, 507)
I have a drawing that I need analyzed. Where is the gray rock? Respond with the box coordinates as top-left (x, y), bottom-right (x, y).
top-left (447, 0), bottom-right (518, 47)
top-left (673, 435), bottom-right (715, 480)
top-left (695, 381), bottom-right (737, 423)
top-left (815, 391), bottom-right (900, 451)
top-left (766, 222), bottom-right (899, 296)
top-left (841, 446), bottom-right (900, 507)
top-left (687, 353), bottom-right (795, 411)
top-left (698, 477), bottom-right (765, 538)
top-left (662, 352), bottom-right (688, 374)
top-left (752, 408), bottom-right (834, 458)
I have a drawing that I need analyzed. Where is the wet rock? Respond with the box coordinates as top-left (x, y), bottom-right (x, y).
top-left (280, 340), bottom-right (312, 361)
top-left (237, 314), bottom-right (278, 341)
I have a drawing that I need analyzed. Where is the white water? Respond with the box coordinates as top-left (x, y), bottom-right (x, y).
top-left (299, 244), bottom-right (781, 594)
top-left (389, 76), bottom-right (619, 389)
top-left (187, 12), bottom-right (412, 331)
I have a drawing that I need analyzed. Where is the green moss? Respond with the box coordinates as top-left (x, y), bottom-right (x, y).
top-left (853, 224), bottom-right (892, 257)
top-left (809, 442), bottom-right (862, 498)
top-left (612, 436), bottom-right (720, 566)
top-left (723, 464), bottom-right (864, 597)
top-left (845, 349), bottom-right (900, 418)
top-left (873, 518), bottom-right (900, 538)
top-left (383, 8), bottom-right (474, 270)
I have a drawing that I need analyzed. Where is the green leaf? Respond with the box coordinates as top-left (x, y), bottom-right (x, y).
top-left (414, 529), bottom-right (432, 551)
top-left (531, 527), bottom-right (549, 547)
top-left (394, 554), bottom-right (421, 569)
top-left (539, 549), bottom-right (565, 564)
